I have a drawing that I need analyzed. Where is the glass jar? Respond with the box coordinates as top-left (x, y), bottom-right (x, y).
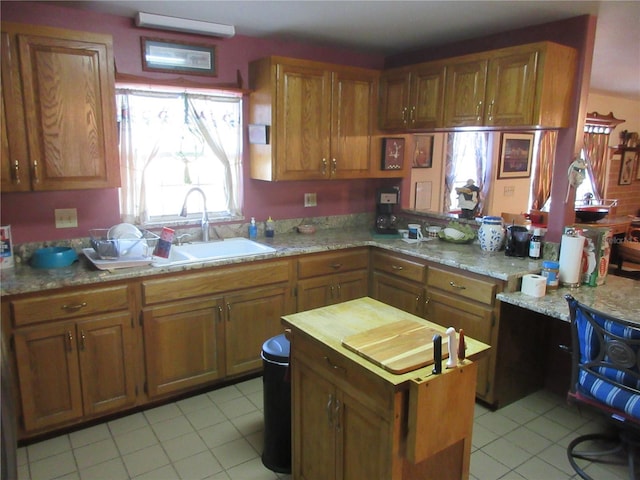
top-left (541, 260), bottom-right (560, 289)
top-left (478, 216), bottom-right (505, 252)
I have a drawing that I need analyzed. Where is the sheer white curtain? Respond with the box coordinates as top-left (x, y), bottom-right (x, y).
top-left (443, 132), bottom-right (488, 214)
top-left (116, 88), bottom-right (242, 224)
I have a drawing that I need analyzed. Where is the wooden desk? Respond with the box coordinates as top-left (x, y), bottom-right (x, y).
top-left (575, 216), bottom-right (632, 236)
top-left (282, 297), bottom-right (490, 480)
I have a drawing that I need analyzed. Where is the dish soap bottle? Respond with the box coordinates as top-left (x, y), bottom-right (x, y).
top-left (529, 228), bottom-right (542, 259)
top-left (249, 217), bottom-right (257, 239)
top-left (265, 217), bottom-right (275, 238)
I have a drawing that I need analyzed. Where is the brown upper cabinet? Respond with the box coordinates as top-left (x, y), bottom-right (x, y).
top-left (379, 41), bottom-right (577, 131)
top-left (249, 56), bottom-right (379, 181)
top-left (1, 22), bottom-right (119, 192)
top-left (378, 61), bottom-right (446, 130)
top-left (444, 42), bottom-right (577, 128)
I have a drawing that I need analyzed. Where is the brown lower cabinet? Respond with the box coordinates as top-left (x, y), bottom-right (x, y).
top-left (5, 246), bottom-right (513, 440)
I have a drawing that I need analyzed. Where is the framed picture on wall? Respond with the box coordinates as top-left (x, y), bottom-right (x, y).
top-left (619, 149), bottom-right (636, 185)
top-left (141, 37), bottom-right (217, 76)
top-left (412, 135), bottom-right (434, 168)
top-left (498, 133), bottom-right (534, 179)
top-left (381, 138), bottom-right (405, 170)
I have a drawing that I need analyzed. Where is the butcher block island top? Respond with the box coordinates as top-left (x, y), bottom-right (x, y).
top-left (282, 297), bottom-right (490, 480)
top-left (282, 297), bottom-right (489, 384)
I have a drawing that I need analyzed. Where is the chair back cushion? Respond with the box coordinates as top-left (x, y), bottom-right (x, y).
top-left (568, 295), bottom-right (640, 420)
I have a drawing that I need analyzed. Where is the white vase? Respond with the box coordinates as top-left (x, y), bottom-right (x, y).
top-left (478, 216), bottom-right (505, 252)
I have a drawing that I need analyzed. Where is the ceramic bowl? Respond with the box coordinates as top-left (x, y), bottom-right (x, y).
top-left (297, 224), bottom-right (316, 234)
top-left (31, 247), bottom-right (78, 268)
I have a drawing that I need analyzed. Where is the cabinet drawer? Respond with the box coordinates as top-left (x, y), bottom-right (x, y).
top-left (371, 250), bottom-right (426, 283)
top-left (11, 285), bottom-right (129, 326)
top-left (142, 260), bottom-right (291, 305)
top-left (297, 249), bottom-right (368, 279)
top-left (427, 267), bottom-right (497, 305)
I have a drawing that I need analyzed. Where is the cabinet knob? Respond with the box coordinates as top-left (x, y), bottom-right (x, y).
top-left (13, 160), bottom-right (21, 184)
top-left (66, 330), bottom-right (74, 352)
top-left (321, 158), bottom-right (328, 176)
top-left (331, 158), bottom-right (337, 176)
top-left (79, 330), bottom-right (86, 351)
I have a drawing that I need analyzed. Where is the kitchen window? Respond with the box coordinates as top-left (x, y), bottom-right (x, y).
top-left (116, 87), bottom-right (242, 226)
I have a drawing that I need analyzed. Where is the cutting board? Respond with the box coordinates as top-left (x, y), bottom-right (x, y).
top-left (341, 319), bottom-right (449, 374)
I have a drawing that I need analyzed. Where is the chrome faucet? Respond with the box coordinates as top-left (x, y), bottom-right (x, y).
top-left (180, 187), bottom-right (210, 242)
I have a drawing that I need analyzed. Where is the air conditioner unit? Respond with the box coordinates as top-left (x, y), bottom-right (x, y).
top-left (135, 12), bottom-right (235, 38)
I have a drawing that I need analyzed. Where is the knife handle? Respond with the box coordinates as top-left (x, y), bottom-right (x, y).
top-left (458, 329), bottom-right (466, 361)
top-left (432, 334), bottom-right (442, 374)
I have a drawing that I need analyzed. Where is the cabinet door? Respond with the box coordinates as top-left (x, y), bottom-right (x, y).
top-left (17, 33), bottom-right (119, 190)
top-left (338, 390), bottom-right (389, 480)
top-left (485, 50), bottom-right (537, 126)
top-left (275, 63), bottom-right (331, 180)
top-left (142, 297), bottom-right (224, 398)
top-left (225, 286), bottom-right (288, 376)
top-left (410, 63), bottom-right (446, 129)
top-left (330, 270), bottom-right (368, 305)
top-left (378, 69), bottom-right (411, 129)
top-left (1, 31), bottom-right (29, 191)
top-left (443, 59), bottom-right (488, 127)
top-left (76, 313), bottom-right (136, 416)
top-left (297, 276), bottom-right (332, 312)
top-left (425, 290), bottom-right (493, 398)
top-left (14, 322), bottom-right (83, 432)
top-left (371, 271), bottom-right (425, 316)
top-left (330, 69), bottom-right (376, 179)
top-left (292, 356), bottom-right (336, 480)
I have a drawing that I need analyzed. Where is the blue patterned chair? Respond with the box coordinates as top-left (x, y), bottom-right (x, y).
top-left (565, 294), bottom-right (640, 480)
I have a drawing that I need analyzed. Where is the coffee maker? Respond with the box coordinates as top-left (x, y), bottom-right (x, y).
top-left (375, 187), bottom-right (399, 234)
top-left (505, 225), bottom-right (530, 257)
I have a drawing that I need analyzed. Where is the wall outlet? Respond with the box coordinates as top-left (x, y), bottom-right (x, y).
top-left (55, 208), bottom-right (78, 228)
top-left (503, 186), bottom-right (515, 197)
top-left (304, 193), bottom-right (317, 207)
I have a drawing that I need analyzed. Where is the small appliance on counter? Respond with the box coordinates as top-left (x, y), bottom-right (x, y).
top-left (505, 225), bottom-right (530, 257)
top-left (375, 187), bottom-right (400, 234)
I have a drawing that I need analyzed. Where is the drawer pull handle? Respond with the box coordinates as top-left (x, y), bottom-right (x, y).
top-left (321, 158), bottom-right (327, 176)
top-left (331, 158), bottom-right (337, 175)
top-left (326, 394), bottom-right (333, 425)
top-left (330, 263), bottom-right (342, 270)
top-left (334, 399), bottom-right (341, 431)
top-left (449, 281), bottom-right (466, 290)
top-left (391, 265), bottom-right (404, 271)
top-left (62, 302), bottom-right (87, 312)
top-left (324, 355), bottom-right (345, 373)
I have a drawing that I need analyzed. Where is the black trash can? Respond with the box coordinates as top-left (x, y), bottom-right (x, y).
top-left (261, 333), bottom-right (291, 473)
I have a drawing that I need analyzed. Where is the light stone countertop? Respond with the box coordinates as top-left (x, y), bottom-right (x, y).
top-left (2, 228), bottom-right (638, 324)
top-left (497, 275), bottom-right (639, 325)
top-left (0, 228), bottom-right (541, 296)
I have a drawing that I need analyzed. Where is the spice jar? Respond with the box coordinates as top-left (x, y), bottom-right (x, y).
top-left (541, 260), bottom-right (560, 290)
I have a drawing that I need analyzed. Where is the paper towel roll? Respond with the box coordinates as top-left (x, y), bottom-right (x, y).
top-left (521, 274), bottom-right (546, 297)
top-left (559, 234), bottom-right (585, 286)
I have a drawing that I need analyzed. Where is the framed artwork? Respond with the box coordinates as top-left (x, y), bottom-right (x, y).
top-left (498, 133), bottom-right (534, 179)
top-left (412, 135), bottom-right (434, 168)
top-left (619, 149), bottom-right (636, 185)
top-left (414, 181), bottom-right (432, 210)
top-left (141, 37), bottom-right (217, 76)
top-left (381, 138), bottom-right (405, 170)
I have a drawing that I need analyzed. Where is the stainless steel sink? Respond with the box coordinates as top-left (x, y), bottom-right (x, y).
top-left (152, 237), bottom-right (276, 266)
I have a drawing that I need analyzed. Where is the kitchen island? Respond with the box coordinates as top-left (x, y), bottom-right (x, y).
top-left (282, 297), bottom-right (490, 480)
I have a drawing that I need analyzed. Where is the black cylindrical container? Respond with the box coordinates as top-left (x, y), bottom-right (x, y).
top-left (261, 334), bottom-right (291, 474)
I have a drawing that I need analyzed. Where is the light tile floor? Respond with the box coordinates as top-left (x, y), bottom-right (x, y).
top-left (17, 378), bottom-right (631, 480)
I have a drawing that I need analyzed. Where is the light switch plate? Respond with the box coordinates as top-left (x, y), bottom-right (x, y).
top-left (55, 208), bottom-right (78, 228)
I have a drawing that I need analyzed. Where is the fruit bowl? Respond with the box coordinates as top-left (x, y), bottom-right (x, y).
top-left (437, 222), bottom-right (476, 244)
